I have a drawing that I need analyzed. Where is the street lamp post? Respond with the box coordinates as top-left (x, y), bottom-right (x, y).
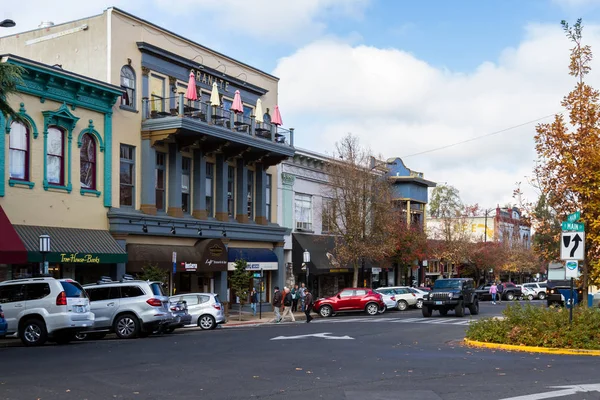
top-left (0, 19), bottom-right (16, 28)
top-left (303, 250), bottom-right (310, 290)
top-left (39, 234), bottom-right (50, 276)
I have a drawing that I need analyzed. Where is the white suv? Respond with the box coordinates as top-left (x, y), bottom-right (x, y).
top-left (0, 277), bottom-right (94, 346)
top-left (521, 282), bottom-right (547, 300)
top-left (82, 277), bottom-right (172, 339)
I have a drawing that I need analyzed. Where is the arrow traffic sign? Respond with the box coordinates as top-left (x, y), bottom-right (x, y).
top-left (561, 221), bottom-right (584, 232)
top-left (567, 211), bottom-right (581, 223)
top-left (561, 232), bottom-right (585, 261)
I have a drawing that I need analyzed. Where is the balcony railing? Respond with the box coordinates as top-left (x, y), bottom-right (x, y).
top-left (142, 93), bottom-right (294, 147)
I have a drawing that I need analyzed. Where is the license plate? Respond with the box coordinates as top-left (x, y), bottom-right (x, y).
top-left (435, 301), bottom-right (443, 305)
top-left (74, 305), bottom-right (84, 313)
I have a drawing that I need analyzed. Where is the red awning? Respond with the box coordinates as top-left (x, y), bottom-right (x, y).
top-left (0, 204), bottom-right (27, 264)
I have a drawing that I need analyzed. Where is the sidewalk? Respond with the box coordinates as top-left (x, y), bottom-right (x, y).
top-left (223, 303), bottom-right (309, 327)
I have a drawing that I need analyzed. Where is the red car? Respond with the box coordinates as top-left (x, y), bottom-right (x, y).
top-left (312, 288), bottom-right (385, 318)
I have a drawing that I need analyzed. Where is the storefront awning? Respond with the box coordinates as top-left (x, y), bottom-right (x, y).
top-left (14, 225), bottom-right (128, 264)
top-left (228, 248), bottom-right (279, 271)
top-left (0, 206), bottom-right (27, 264)
top-left (128, 239), bottom-right (228, 272)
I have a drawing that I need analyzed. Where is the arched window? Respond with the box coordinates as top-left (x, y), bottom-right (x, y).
top-left (80, 133), bottom-right (96, 189)
top-left (9, 121), bottom-right (29, 181)
top-left (47, 127), bottom-right (65, 185)
top-left (120, 65), bottom-right (136, 109)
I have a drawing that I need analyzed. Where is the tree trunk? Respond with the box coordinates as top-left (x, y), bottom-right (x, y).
top-left (353, 262), bottom-right (359, 287)
top-left (239, 303), bottom-right (243, 321)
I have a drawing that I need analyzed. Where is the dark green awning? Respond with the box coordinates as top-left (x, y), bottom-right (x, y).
top-left (14, 225), bottom-right (127, 264)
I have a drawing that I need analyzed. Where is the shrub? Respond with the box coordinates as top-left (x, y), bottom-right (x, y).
top-left (466, 303), bottom-right (600, 350)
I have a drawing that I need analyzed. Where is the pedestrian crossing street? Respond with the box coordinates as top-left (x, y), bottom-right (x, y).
top-left (312, 316), bottom-right (473, 326)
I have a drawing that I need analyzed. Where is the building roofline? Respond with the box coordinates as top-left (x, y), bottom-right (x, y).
top-left (387, 175), bottom-right (437, 187)
top-left (0, 13), bottom-right (103, 39)
top-left (110, 7), bottom-right (279, 81)
top-left (0, 54), bottom-right (123, 94)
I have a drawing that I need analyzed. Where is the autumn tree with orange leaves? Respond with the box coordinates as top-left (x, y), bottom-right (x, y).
top-left (533, 19), bottom-right (600, 288)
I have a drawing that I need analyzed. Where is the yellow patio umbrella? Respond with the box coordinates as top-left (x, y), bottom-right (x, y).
top-left (255, 98), bottom-right (264, 123)
top-left (209, 82), bottom-right (220, 106)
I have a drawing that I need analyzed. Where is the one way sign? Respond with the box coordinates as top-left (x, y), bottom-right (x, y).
top-left (561, 232), bottom-right (585, 261)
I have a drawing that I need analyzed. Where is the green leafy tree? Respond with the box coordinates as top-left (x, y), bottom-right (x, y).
top-left (0, 62), bottom-right (25, 121)
top-left (136, 263), bottom-right (168, 284)
top-left (228, 259), bottom-right (252, 321)
top-left (428, 184), bottom-right (463, 218)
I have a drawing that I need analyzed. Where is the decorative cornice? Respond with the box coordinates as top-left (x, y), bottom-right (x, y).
top-left (5, 102), bottom-right (40, 139)
top-left (281, 172), bottom-right (295, 186)
top-left (141, 66), bottom-right (150, 76)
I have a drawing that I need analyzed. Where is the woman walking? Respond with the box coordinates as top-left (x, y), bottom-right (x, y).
top-left (489, 282), bottom-right (498, 305)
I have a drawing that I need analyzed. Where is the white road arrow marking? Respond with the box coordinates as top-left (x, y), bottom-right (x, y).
top-left (270, 332), bottom-right (354, 341)
top-left (500, 383), bottom-right (600, 400)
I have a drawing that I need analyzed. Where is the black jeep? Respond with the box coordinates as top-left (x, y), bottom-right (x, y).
top-left (422, 278), bottom-right (479, 317)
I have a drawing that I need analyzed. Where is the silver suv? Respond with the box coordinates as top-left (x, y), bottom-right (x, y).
top-left (0, 277), bottom-right (94, 346)
top-left (82, 276), bottom-right (172, 339)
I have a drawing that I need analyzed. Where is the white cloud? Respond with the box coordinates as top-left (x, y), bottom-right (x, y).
top-left (274, 23), bottom-right (600, 208)
top-left (0, 0), bottom-right (370, 45)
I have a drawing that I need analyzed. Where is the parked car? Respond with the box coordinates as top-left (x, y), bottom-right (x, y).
top-left (166, 298), bottom-right (192, 332)
top-left (0, 277), bottom-right (94, 346)
top-left (0, 305), bottom-right (7, 338)
top-left (374, 289), bottom-right (396, 311)
top-left (169, 293), bottom-right (226, 330)
top-left (82, 276), bottom-right (172, 339)
top-left (313, 288), bottom-right (385, 317)
top-left (377, 287), bottom-right (418, 310)
top-left (518, 286), bottom-right (536, 301)
top-left (546, 280), bottom-right (583, 307)
top-left (409, 287), bottom-right (427, 308)
top-left (521, 282), bottom-right (547, 300)
top-left (476, 283), bottom-right (522, 301)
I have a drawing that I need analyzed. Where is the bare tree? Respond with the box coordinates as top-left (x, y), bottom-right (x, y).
top-left (323, 134), bottom-right (395, 287)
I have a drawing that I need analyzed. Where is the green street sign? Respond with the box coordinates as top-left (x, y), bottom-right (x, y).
top-left (562, 221), bottom-right (585, 232)
top-left (567, 211), bottom-right (581, 223)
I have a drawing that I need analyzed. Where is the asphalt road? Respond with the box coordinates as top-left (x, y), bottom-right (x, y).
top-left (1, 300), bottom-right (599, 400)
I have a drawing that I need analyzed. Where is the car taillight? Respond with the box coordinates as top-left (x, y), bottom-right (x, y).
top-left (390, 296), bottom-right (396, 301)
top-left (146, 298), bottom-right (163, 307)
top-left (0, 311), bottom-right (4, 319)
top-left (411, 293), bottom-right (415, 297)
top-left (56, 291), bottom-right (67, 306)
top-left (213, 304), bottom-right (222, 310)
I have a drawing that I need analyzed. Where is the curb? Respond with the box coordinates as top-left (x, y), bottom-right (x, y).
top-left (464, 338), bottom-right (600, 356)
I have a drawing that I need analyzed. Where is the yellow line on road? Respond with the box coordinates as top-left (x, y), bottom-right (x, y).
top-left (464, 339), bottom-right (600, 356)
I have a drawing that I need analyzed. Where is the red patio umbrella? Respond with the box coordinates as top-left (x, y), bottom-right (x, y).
top-left (272, 105), bottom-right (283, 126)
top-left (185, 72), bottom-right (198, 101)
top-left (231, 90), bottom-right (244, 114)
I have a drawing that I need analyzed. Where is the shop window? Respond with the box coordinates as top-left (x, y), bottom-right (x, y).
top-left (80, 133), bottom-right (96, 190)
top-left (9, 121), bottom-right (29, 181)
top-left (182, 157), bottom-right (191, 213)
top-left (120, 65), bottom-right (136, 110)
top-left (227, 165), bottom-right (235, 218)
top-left (247, 169), bottom-right (254, 219)
top-left (206, 162), bottom-right (214, 217)
top-left (120, 144), bottom-right (135, 207)
top-left (266, 174), bottom-right (272, 222)
top-left (47, 127), bottom-right (65, 185)
top-left (155, 152), bottom-right (166, 211)
top-left (295, 193), bottom-right (312, 231)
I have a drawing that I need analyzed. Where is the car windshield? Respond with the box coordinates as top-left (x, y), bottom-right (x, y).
top-left (433, 280), bottom-right (462, 289)
top-left (60, 281), bottom-right (87, 298)
top-left (150, 282), bottom-right (165, 296)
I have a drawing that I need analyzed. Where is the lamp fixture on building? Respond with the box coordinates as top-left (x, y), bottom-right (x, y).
top-left (170, 225), bottom-right (176, 235)
top-left (142, 223), bottom-right (148, 233)
top-left (0, 19), bottom-right (16, 28)
top-left (39, 234), bottom-right (51, 275)
top-left (197, 227), bottom-right (202, 236)
top-left (302, 250), bottom-right (310, 288)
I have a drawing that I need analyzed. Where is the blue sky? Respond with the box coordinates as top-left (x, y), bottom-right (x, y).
top-left (4, 0), bottom-right (600, 207)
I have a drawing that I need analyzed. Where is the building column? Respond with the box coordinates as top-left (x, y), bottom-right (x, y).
top-left (167, 142), bottom-right (183, 217)
top-left (255, 163), bottom-right (267, 225)
top-left (406, 200), bottom-right (411, 227)
top-left (281, 173), bottom-right (295, 229)
top-left (140, 138), bottom-right (157, 215)
top-left (272, 243), bottom-right (285, 292)
top-left (215, 271), bottom-right (228, 304)
top-left (192, 149), bottom-right (207, 219)
top-left (214, 154), bottom-right (228, 222)
top-left (235, 159), bottom-right (248, 223)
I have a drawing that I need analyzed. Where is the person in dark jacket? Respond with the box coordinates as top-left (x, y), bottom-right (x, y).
top-left (272, 287), bottom-right (282, 323)
top-left (497, 281), bottom-right (504, 303)
top-left (250, 288), bottom-right (258, 316)
top-left (304, 288), bottom-right (313, 323)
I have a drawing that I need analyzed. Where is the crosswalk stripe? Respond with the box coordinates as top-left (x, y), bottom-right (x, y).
top-left (312, 317), bottom-right (475, 325)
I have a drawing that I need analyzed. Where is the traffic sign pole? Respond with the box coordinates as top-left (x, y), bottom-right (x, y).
top-left (570, 277), bottom-right (574, 324)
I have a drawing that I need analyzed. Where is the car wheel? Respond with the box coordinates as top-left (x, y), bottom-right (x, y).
top-left (19, 318), bottom-right (48, 347)
top-left (422, 306), bottom-right (432, 317)
top-left (439, 309), bottom-right (448, 316)
top-left (455, 302), bottom-right (465, 317)
top-left (506, 292), bottom-right (515, 301)
top-left (54, 332), bottom-right (76, 345)
top-left (378, 305), bottom-right (386, 314)
top-left (538, 292), bottom-right (546, 300)
top-left (365, 303), bottom-right (379, 316)
top-left (74, 332), bottom-right (88, 341)
top-left (468, 300), bottom-right (479, 315)
top-left (114, 314), bottom-right (139, 339)
top-left (397, 300), bottom-right (408, 311)
top-left (416, 299), bottom-right (423, 309)
top-left (527, 294), bottom-right (534, 301)
top-left (319, 305), bottom-right (333, 318)
top-left (198, 314), bottom-right (216, 330)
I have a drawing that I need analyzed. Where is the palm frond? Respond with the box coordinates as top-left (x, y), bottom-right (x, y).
top-left (0, 63), bottom-right (25, 122)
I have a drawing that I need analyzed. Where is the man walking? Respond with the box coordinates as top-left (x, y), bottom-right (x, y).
top-left (250, 288), bottom-right (258, 316)
top-left (304, 288), bottom-right (313, 323)
top-left (496, 281), bottom-right (503, 303)
top-left (299, 283), bottom-right (307, 312)
top-left (280, 287), bottom-right (296, 322)
top-left (272, 287), bottom-right (282, 323)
